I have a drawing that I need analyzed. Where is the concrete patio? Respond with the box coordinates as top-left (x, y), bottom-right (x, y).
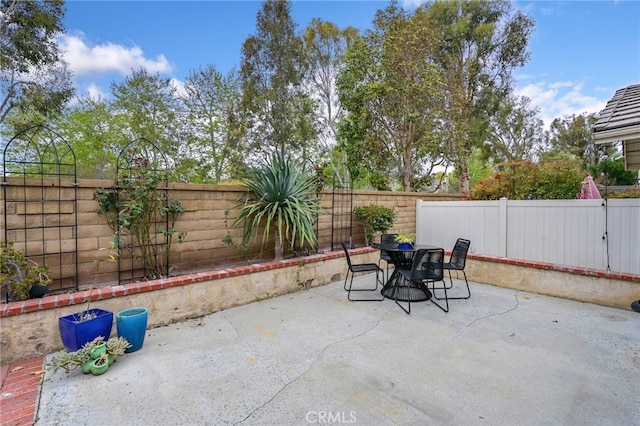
top-left (35, 277), bottom-right (639, 425)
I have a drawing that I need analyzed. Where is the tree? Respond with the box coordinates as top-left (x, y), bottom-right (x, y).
top-left (420, 0), bottom-right (534, 194)
top-left (110, 69), bottom-right (184, 174)
top-left (180, 65), bottom-right (246, 183)
top-left (589, 152), bottom-right (638, 186)
top-left (547, 112), bottom-right (599, 169)
top-left (240, 0), bottom-right (318, 162)
top-left (467, 147), bottom-right (494, 188)
top-left (0, 0), bottom-right (73, 126)
top-left (484, 95), bottom-right (545, 163)
top-left (302, 18), bottom-right (358, 154)
top-left (54, 97), bottom-right (123, 180)
top-left (337, 2), bottom-right (446, 191)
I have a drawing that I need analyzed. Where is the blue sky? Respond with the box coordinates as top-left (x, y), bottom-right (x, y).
top-left (61, 0), bottom-right (640, 128)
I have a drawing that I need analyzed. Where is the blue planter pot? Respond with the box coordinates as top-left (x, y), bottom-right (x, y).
top-left (59, 308), bottom-right (113, 352)
top-left (398, 242), bottom-right (414, 250)
top-left (116, 307), bottom-right (148, 353)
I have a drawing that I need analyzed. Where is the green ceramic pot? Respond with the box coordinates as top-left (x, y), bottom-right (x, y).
top-left (90, 358), bottom-right (109, 375)
top-left (90, 342), bottom-right (107, 359)
top-left (81, 360), bottom-right (93, 374)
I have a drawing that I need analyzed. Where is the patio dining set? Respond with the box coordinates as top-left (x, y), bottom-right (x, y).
top-left (341, 236), bottom-right (471, 314)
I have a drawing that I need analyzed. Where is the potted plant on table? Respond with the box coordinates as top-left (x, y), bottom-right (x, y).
top-left (395, 232), bottom-right (415, 250)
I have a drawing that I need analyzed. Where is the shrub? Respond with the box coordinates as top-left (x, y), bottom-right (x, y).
top-left (94, 158), bottom-right (186, 280)
top-left (353, 205), bottom-right (396, 244)
top-left (470, 160), bottom-right (585, 200)
top-left (0, 241), bottom-right (51, 301)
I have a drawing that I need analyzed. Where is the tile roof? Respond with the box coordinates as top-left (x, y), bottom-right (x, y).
top-left (593, 83), bottom-right (640, 133)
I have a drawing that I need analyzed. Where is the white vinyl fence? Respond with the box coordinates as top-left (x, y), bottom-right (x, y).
top-left (416, 198), bottom-right (640, 275)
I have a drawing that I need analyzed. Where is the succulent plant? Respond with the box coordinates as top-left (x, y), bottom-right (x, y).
top-left (46, 336), bottom-right (130, 376)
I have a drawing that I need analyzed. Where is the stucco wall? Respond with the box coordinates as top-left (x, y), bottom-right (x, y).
top-left (465, 254), bottom-right (639, 309)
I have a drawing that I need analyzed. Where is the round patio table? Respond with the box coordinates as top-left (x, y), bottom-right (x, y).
top-left (379, 242), bottom-right (441, 302)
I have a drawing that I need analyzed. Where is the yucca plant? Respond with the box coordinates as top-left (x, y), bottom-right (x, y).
top-left (235, 154), bottom-right (321, 260)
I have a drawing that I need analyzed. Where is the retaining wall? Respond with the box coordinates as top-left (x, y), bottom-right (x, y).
top-left (1, 248), bottom-right (637, 365)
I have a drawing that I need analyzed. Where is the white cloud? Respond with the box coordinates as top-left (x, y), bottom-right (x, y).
top-left (515, 80), bottom-right (607, 128)
top-left (547, 81), bottom-right (574, 90)
top-left (401, 0), bottom-right (425, 8)
top-left (86, 83), bottom-right (109, 101)
top-left (170, 78), bottom-right (186, 98)
top-left (59, 33), bottom-right (173, 77)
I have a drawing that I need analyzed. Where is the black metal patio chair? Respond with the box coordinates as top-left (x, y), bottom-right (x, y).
top-left (397, 248), bottom-right (447, 314)
top-left (341, 242), bottom-right (385, 302)
top-left (437, 238), bottom-right (471, 300)
top-left (378, 233), bottom-right (398, 282)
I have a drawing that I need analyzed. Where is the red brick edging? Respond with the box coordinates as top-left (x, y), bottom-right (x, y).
top-left (468, 253), bottom-right (639, 283)
top-left (0, 357), bottom-right (44, 426)
top-left (0, 249), bottom-right (353, 319)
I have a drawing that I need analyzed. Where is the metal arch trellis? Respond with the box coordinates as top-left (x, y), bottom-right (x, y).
top-left (113, 138), bottom-right (172, 284)
top-left (331, 163), bottom-right (353, 250)
top-left (294, 158), bottom-right (323, 256)
top-left (2, 125), bottom-right (79, 299)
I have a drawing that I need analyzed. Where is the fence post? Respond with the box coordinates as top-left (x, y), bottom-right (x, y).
top-left (415, 199), bottom-right (424, 242)
top-left (499, 197), bottom-right (508, 257)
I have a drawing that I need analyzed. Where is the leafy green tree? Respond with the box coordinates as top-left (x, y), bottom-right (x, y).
top-left (301, 18), bottom-right (361, 188)
top-left (54, 98), bottom-right (123, 179)
top-left (337, 2), bottom-right (446, 191)
top-left (110, 69), bottom-right (185, 175)
top-left (180, 65), bottom-right (246, 183)
top-left (420, 0), bottom-right (534, 194)
top-left (467, 147), bottom-right (494, 188)
top-left (485, 95), bottom-right (545, 163)
top-left (0, 0), bottom-right (73, 126)
top-left (240, 0), bottom-right (318, 161)
top-left (547, 112), bottom-right (599, 169)
top-left (589, 152), bottom-right (638, 186)
top-left (330, 107), bottom-right (383, 190)
top-left (302, 18), bottom-right (358, 155)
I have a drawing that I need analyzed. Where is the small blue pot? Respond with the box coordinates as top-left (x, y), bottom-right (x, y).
top-left (116, 307), bottom-right (148, 353)
top-left (398, 242), bottom-right (414, 250)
